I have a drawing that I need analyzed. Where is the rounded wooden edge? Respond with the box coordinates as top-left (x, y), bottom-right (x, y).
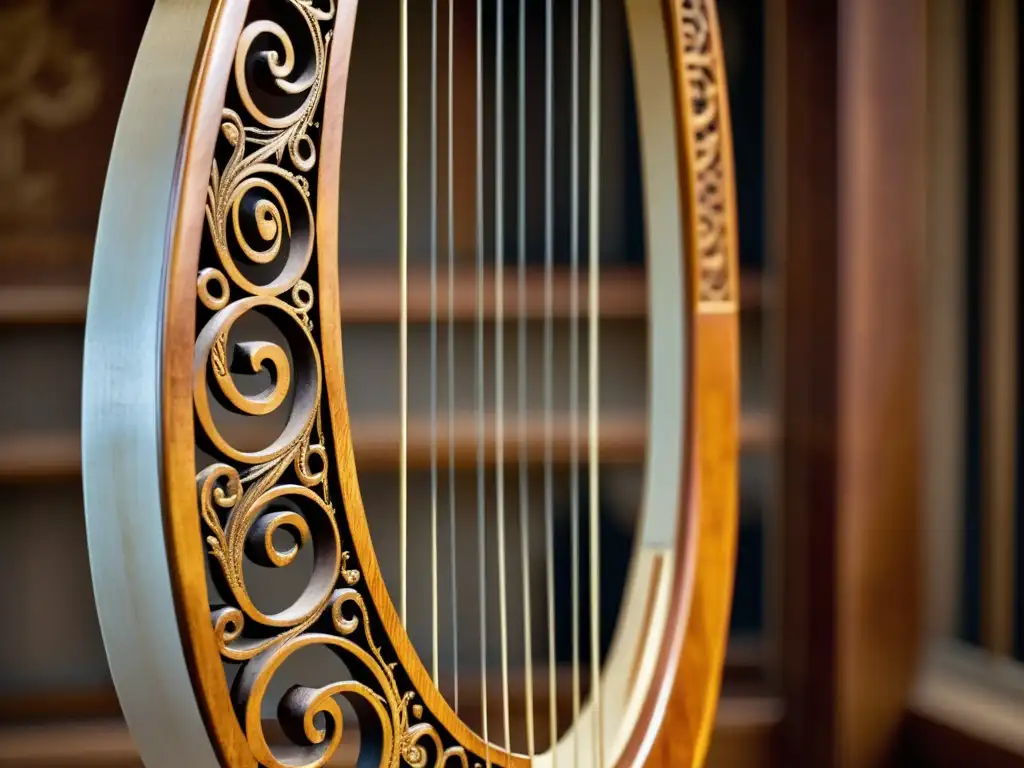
top-left (617, 1), bottom-right (740, 766)
top-left (658, 0), bottom-right (741, 764)
top-left (315, 4), bottom-right (526, 765)
top-left (582, 0), bottom-right (699, 764)
top-left (162, 0), bottom-right (256, 766)
top-left (84, 1), bottom-right (250, 767)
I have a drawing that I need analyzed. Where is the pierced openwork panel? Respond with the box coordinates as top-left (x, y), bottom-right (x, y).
top-left (193, 2), bottom-right (478, 766)
top-left (677, 0), bottom-right (735, 304)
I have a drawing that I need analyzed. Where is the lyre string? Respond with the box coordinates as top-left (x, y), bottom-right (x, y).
top-left (399, 0), bottom-right (409, 628)
top-left (543, 0), bottom-right (559, 759)
top-left (569, 0), bottom-right (582, 763)
top-left (494, 0), bottom-right (513, 756)
top-left (474, 1), bottom-right (491, 764)
top-left (447, 0), bottom-right (460, 716)
top-left (430, 0), bottom-right (440, 687)
top-left (517, 0), bottom-right (537, 758)
top-left (588, 0), bottom-right (603, 762)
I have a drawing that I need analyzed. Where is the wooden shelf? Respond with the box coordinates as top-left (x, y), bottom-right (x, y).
top-left (0, 694), bottom-right (781, 767)
top-left (354, 413), bottom-right (646, 468)
top-left (338, 265), bottom-right (648, 322)
top-left (0, 286), bottom-right (90, 325)
top-left (707, 694), bottom-right (783, 767)
top-left (0, 267), bottom-right (769, 325)
top-left (0, 434), bottom-right (83, 484)
top-left (0, 412), bottom-right (774, 483)
top-left (0, 689), bottom-right (120, 724)
top-left (0, 719), bottom-right (138, 768)
top-left (352, 411), bottom-right (775, 469)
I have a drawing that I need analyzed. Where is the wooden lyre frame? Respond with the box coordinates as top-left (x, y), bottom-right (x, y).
top-left (81, 0), bottom-right (738, 766)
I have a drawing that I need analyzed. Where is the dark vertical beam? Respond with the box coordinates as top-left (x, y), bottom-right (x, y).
top-left (771, 0), bottom-right (927, 764)
top-left (837, 2), bottom-right (926, 764)
top-left (980, 0), bottom-right (1019, 659)
top-left (770, 0), bottom-right (840, 763)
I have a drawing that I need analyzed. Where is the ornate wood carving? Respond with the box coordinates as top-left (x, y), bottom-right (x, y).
top-left (193, 3), bottom-right (477, 766)
top-left (677, 0), bottom-right (735, 305)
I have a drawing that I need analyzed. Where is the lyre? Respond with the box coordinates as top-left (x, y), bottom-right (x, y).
top-left (82, 1), bottom-right (739, 766)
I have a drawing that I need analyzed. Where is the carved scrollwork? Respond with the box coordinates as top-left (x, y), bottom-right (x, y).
top-left (678, 0), bottom-right (733, 304)
top-left (193, 2), bottom-right (473, 766)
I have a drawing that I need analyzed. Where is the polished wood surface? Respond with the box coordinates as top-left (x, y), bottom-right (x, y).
top-left (75, 0), bottom-right (741, 765)
top-left (646, 314), bottom-right (739, 768)
top-left (837, 5), bottom-right (925, 760)
top-left (643, 1), bottom-right (740, 764)
top-left (773, 0), bottom-right (927, 765)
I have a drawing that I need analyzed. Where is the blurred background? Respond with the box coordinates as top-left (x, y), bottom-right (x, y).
top-left (0, 0), bottom-right (1020, 766)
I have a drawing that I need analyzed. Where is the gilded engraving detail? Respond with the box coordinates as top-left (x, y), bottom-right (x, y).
top-left (679, 0), bottom-right (732, 303)
top-left (193, 2), bottom-right (470, 766)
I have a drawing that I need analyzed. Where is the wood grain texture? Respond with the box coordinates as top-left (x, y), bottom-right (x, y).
top-left (645, 315), bottom-right (739, 768)
top-left (641, 0), bottom-right (741, 765)
top-left (773, 0), bottom-right (927, 765)
top-left (838, 4), bottom-right (926, 762)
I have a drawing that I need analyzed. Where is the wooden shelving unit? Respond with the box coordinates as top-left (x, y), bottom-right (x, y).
top-left (0, 266), bottom-right (767, 325)
top-left (0, 434), bottom-right (83, 483)
top-left (0, 411), bottom-right (775, 482)
top-left (0, 700), bottom-right (779, 768)
top-left (0, 267), bottom-right (775, 763)
top-left (0, 286), bottom-right (90, 325)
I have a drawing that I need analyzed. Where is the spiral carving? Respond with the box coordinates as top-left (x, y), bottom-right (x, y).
top-left (193, 2), bottom-right (474, 766)
top-left (678, 0), bottom-right (733, 304)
